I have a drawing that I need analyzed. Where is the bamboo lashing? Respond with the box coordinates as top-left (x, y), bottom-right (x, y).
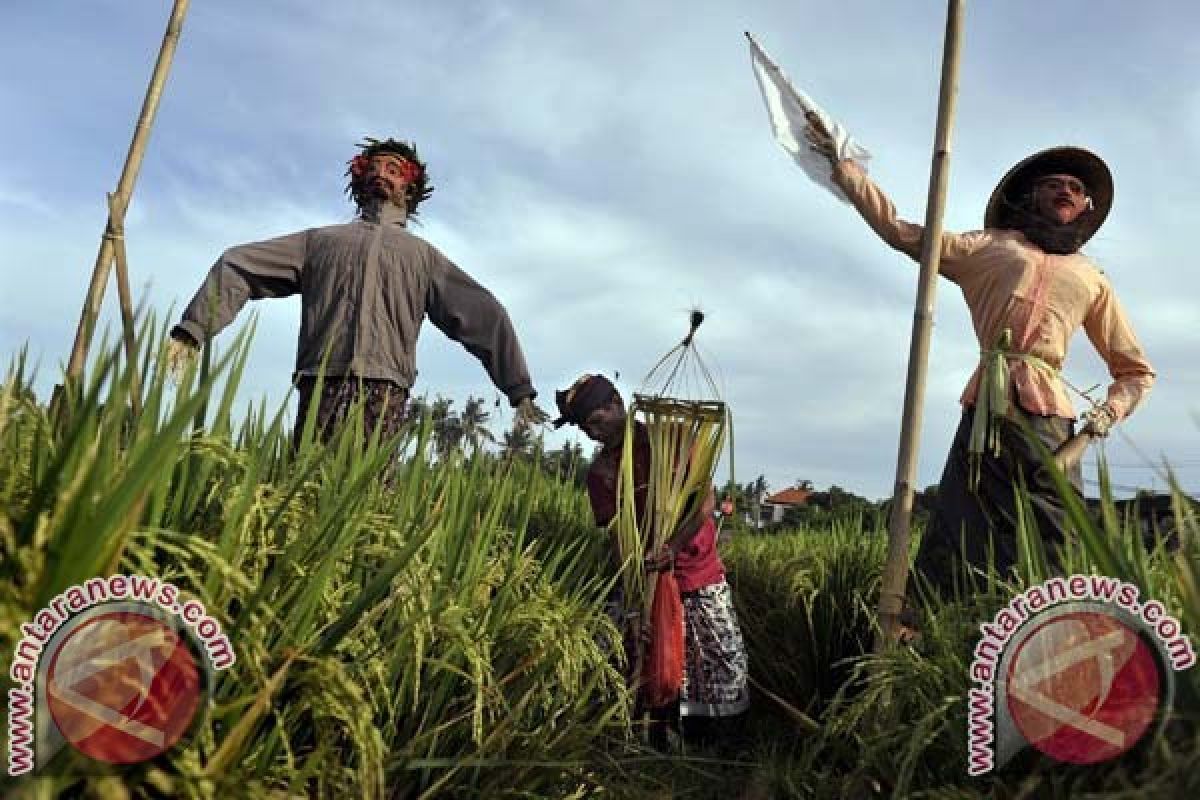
top-left (62, 0), bottom-right (192, 411)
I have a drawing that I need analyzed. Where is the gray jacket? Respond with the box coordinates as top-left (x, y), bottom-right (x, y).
top-left (174, 205), bottom-right (536, 404)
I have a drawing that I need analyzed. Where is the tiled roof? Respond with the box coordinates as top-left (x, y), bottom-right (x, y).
top-left (764, 487), bottom-right (812, 506)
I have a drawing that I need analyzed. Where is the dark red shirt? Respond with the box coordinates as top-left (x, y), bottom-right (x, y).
top-left (586, 422), bottom-right (725, 592)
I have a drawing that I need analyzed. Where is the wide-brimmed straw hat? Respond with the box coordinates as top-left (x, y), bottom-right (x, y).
top-left (984, 146), bottom-right (1113, 244)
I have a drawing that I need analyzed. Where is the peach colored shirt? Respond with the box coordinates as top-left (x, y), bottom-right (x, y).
top-left (833, 160), bottom-right (1154, 421)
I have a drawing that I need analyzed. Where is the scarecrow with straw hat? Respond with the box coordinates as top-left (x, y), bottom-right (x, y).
top-left (167, 137), bottom-right (548, 445)
top-left (807, 117), bottom-right (1155, 598)
top-left (555, 365), bottom-right (749, 744)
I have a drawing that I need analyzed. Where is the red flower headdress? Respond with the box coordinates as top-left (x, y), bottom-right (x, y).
top-left (345, 137), bottom-right (434, 216)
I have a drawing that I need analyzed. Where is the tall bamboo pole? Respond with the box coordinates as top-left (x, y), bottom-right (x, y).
top-left (875, 0), bottom-right (966, 651)
top-left (107, 192), bottom-right (143, 416)
top-left (64, 0), bottom-right (192, 382)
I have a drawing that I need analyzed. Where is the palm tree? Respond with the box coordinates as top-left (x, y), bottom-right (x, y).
top-left (547, 440), bottom-right (588, 485)
top-left (459, 395), bottom-right (495, 454)
top-left (405, 396), bottom-right (430, 425)
top-left (428, 397), bottom-right (464, 457)
top-left (501, 426), bottom-right (532, 460)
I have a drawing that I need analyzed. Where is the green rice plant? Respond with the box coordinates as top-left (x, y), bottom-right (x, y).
top-left (722, 520), bottom-right (885, 715)
top-left (686, 439), bottom-right (1198, 800)
top-left (0, 323), bottom-right (634, 800)
top-left (4, 320), bottom-right (1198, 799)
top-left (772, 465), bottom-right (1200, 799)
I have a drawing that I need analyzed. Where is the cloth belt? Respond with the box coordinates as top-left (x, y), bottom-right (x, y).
top-left (968, 328), bottom-right (1060, 489)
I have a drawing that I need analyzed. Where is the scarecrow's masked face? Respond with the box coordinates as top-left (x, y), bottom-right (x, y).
top-left (362, 153), bottom-right (420, 209)
top-left (1032, 173), bottom-right (1090, 226)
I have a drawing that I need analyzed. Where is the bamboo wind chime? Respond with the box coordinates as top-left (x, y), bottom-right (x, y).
top-left (614, 311), bottom-right (734, 708)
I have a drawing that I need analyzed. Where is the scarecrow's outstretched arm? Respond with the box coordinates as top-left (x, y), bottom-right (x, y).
top-left (175, 230), bottom-right (308, 345)
top-left (805, 113), bottom-right (984, 280)
top-left (425, 249), bottom-right (537, 407)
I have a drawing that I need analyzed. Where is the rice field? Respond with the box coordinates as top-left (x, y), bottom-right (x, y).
top-left (1, 327), bottom-right (1198, 798)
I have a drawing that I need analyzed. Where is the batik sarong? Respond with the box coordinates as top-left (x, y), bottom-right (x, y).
top-left (293, 375), bottom-right (409, 448)
top-left (679, 580), bottom-right (750, 717)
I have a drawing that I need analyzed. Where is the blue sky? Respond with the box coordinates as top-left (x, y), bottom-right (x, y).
top-left (2, 1), bottom-right (1197, 499)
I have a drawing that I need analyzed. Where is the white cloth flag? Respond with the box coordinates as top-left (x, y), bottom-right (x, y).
top-left (747, 32), bottom-right (871, 202)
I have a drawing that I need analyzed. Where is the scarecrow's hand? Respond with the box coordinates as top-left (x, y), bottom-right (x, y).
top-left (514, 396), bottom-right (549, 429)
top-left (803, 110), bottom-right (838, 165)
top-left (1081, 404), bottom-right (1118, 438)
top-left (166, 332), bottom-right (199, 385)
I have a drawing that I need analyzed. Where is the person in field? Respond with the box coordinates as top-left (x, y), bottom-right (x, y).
top-left (805, 117), bottom-right (1155, 597)
top-left (554, 374), bottom-right (749, 737)
top-left (168, 137), bottom-right (547, 445)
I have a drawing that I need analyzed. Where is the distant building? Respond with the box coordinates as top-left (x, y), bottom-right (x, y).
top-left (761, 484), bottom-right (814, 526)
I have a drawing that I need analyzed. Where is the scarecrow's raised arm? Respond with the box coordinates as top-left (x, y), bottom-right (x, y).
top-left (804, 113), bottom-right (985, 282)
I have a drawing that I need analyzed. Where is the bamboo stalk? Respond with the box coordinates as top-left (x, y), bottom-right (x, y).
top-left (107, 192), bottom-right (143, 416)
top-left (875, 0), bottom-right (966, 652)
top-left (64, 0), bottom-right (192, 382)
top-left (747, 675), bottom-right (818, 733)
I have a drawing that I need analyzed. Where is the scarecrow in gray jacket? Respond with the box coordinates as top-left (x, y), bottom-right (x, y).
top-left (168, 137), bottom-right (548, 444)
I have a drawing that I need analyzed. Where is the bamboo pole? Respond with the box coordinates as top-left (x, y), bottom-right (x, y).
top-left (875, 0), bottom-right (966, 651)
top-left (64, 0), bottom-right (192, 382)
top-left (107, 192), bottom-right (143, 416)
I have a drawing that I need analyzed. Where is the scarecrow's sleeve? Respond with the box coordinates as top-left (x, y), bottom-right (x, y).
top-left (1082, 275), bottom-right (1156, 421)
top-left (175, 230), bottom-right (308, 344)
top-left (424, 248), bottom-right (536, 406)
top-left (831, 159), bottom-right (987, 282)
